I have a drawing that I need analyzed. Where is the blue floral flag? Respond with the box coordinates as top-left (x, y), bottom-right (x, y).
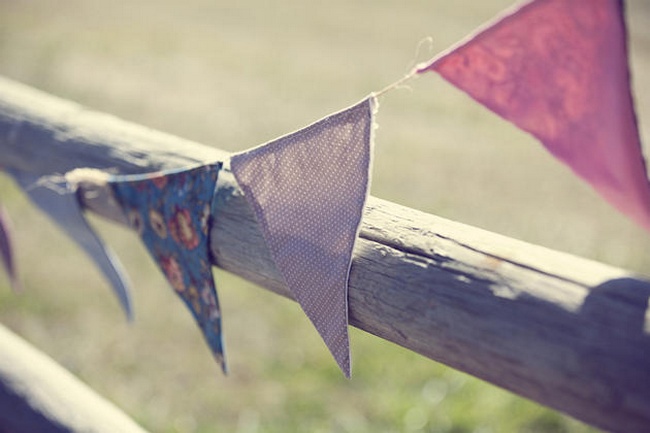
top-left (231, 97), bottom-right (376, 377)
top-left (109, 162), bottom-right (226, 373)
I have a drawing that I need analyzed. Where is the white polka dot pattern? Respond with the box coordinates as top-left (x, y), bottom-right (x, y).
top-left (230, 97), bottom-right (375, 377)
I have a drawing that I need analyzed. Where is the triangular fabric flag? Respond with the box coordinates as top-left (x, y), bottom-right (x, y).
top-left (0, 205), bottom-right (19, 291)
top-left (7, 169), bottom-right (134, 319)
top-left (230, 97), bottom-right (376, 377)
top-left (108, 163), bottom-right (227, 373)
top-left (417, 0), bottom-right (650, 231)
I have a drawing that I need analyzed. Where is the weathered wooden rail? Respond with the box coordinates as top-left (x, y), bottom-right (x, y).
top-left (1, 76), bottom-right (650, 432)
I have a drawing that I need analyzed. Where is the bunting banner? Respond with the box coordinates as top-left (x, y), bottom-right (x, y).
top-left (0, 205), bottom-right (18, 291)
top-left (416, 0), bottom-right (650, 231)
top-left (231, 97), bottom-right (376, 377)
top-left (108, 163), bottom-right (227, 373)
top-left (6, 169), bottom-right (134, 319)
top-left (0, 0), bottom-right (648, 381)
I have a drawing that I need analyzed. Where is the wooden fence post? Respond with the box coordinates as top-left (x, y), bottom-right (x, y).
top-left (1, 76), bottom-right (649, 432)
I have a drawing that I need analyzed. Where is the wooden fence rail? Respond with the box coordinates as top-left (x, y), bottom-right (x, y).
top-left (1, 76), bottom-right (649, 432)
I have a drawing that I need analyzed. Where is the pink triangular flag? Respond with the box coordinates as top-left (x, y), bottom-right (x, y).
top-left (231, 97), bottom-right (376, 377)
top-left (417, 0), bottom-right (650, 231)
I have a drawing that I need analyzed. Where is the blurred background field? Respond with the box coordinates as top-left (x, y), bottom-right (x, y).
top-left (0, 0), bottom-right (649, 432)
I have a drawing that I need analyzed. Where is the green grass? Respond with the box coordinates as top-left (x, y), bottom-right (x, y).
top-left (1, 0), bottom-right (649, 431)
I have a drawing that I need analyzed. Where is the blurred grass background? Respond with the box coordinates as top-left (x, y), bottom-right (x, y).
top-left (0, 0), bottom-right (649, 431)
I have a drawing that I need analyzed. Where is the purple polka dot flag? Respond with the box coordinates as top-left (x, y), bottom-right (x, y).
top-left (417, 0), bottom-right (650, 231)
top-left (109, 162), bottom-right (227, 373)
top-left (231, 97), bottom-right (376, 377)
top-left (0, 205), bottom-right (18, 291)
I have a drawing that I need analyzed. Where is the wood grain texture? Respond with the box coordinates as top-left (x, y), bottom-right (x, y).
top-left (1, 76), bottom-right (649, 432)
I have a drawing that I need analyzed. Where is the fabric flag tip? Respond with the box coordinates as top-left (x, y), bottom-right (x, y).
top-left (7, 169), bottom-right (134, 320)
top-left (231, 97), bottom-right (375, 376)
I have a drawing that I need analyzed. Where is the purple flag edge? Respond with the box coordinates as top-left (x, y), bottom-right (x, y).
top-left (0, 205), bottom-right (20, 292)
top-left (229, 96), bottom-right (378, 377)
top-left (333, 96), bottom-right (377, 377)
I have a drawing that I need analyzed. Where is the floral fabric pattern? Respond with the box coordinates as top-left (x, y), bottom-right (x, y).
top-left (110, 163), bottom-right (226, 373)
